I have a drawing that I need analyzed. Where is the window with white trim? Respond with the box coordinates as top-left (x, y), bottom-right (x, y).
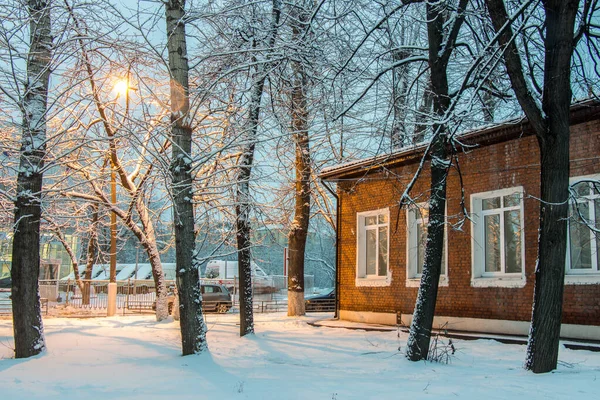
top-left (471, 187), bottom-right (525, 286)
top-left (356, 209), bottom-right (389, 285)
top-left (406, 204), bottom-right (446, 284)
top-left (567, 177), bottom-right (600, 275)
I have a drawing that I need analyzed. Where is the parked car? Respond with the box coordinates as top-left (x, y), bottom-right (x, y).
top-left (153, 283), bottom-right (232, 314)
top-left (305, 289), bottom-right (335, 312)
top-left (200, 284), bottom-right (232, 313)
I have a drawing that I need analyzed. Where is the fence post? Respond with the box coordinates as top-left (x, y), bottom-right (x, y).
top-left (66, 279), bottom-right (70, 306)
top-left (126, 278), bottom-right (130, 311)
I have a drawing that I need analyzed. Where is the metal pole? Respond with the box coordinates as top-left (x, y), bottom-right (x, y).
top-left (134, 246), bottom-right (139, 279)
top-left (107, 165), bottom-right (117, 316)
top-left (322, 181), bottom-right (339, 319)
top-left (110, 166), bottom-right (117, 281)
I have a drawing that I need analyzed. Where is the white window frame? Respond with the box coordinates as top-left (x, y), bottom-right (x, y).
top-left (406, 203), bottom-right (448, 287)
top-left (471, 187), bottom-right (526, 288)
top-left (565, 174), bottom-right (600, 285)
top-left (356, 208), bottom-right (391, 287)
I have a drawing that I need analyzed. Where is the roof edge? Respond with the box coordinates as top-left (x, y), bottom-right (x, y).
top-left (320, 99), bottom-right (600, 181)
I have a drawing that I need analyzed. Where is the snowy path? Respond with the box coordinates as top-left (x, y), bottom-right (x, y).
top-left (1, 313), bottom-right (599, 399)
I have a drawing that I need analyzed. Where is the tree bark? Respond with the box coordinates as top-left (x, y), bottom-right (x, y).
top-left (405, 137), bottom-right (448, 361)
top-left (413, 80), bottom-right (433, 145)
top-left (526, 131), bottom-right (570, 372)
top-left (390, 33), bottom-right (411, 148)
top-left (525, 0), bottom-right (578, 373)
top-left (166, 0), bottom-right (207, 354)
top-left (406, 0), bottom-right (468, 362)
top-left (287, 2), bottom-right (311, 317)
top-left (486, 0), bottom-right (579, 373)
top-left (83, 204), bottom-right (98, 305)
top-left (236, 77), bottom-right (265, 336)
top-left (11, 0), bottom-right (52, 359)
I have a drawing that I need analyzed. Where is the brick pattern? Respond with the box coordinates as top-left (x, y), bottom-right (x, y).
top-left (337, 120), bottom-right (600, 325)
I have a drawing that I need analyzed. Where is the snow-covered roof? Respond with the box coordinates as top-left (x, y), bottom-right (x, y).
top-left (319, 100), bottom-right (600, 181)
top-left (60, 263), bottom-right (177, 281)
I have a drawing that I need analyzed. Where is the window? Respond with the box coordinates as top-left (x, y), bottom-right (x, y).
top-left (202, 285), bottom-right (221, 294)
top-left (471, 187), bottom-right (525, 287)
top-left (567, 176), bottom-right (600, 278)
top-left (406, 204), bottom-right (447, 287)
top-left (356, 208), bottom-right (390, 286)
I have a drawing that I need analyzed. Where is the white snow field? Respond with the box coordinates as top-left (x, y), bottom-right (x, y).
top-left (1, 313), bottom-right (599, 399)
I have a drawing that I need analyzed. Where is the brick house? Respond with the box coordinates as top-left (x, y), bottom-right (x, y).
top-left (320, 101), bottom-right (600, 340)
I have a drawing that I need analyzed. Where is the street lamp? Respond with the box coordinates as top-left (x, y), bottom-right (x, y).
top-left (114, 79), bottom-right (128, 97)
top-left (107, 78), bottom-right (129, 317)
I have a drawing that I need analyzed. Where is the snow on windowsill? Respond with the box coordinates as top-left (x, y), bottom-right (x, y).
top-left (471, 276), bottom-right (526, 288)
top-left (405, 276), bottom-right (449, 288)
top-left (356, 276), bottom-right (392, 287)
top-left (565, 274), bottom-right (600, 285)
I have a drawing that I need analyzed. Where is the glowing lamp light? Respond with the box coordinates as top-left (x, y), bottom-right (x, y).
top-left (114, 79), bottom-right (129, 96)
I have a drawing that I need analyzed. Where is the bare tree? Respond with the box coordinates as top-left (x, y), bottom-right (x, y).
top-left (56, 0), bottom-right (172, 320)
top-left (165, 0), bottom-right (208, 354)
top-left (286, 0), bottom-right (313, 317)
top-left (234, 0), bottom-right (282, 336)
top-left (405, 0), bottom-right (470, 362)
top-left (486, 0), bottom-right (593, 373)
top-left (10, 0), bottom-right (52, 358)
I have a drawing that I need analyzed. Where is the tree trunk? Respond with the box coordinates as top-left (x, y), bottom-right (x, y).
top-left (235, 0), bottom-right (281, 336)
top-left (405, 136), bottom-right (448, 361)
top-left (526, 133), bottom-right (570, 372)
top-left (390, 44), bottom-right (411, 148)
top-left (287, 3), bottom-right (311, 317)
top-left (134, 194), bottom-right (168, 320)
top-left (11, 0), bottom-right (52, 359)
top-left (525, 0), bottom-right (578, 374)
top-left (235, 80), bottom-right (263, 337)
top-left (235, 188), bottom-right (255, 335)
top-left (51, 225), bottom-right (84, 294)
top-left (166, 0), bottom-right (207, 355)
top-left (83, 204), bottom-right (98, 305)
top-left (413, 80), bottom-right (433, 145)
top-left (406, 0), bottom-right (468, 362)
top-left (485, 0), bottom-right (578, 373)
top-left (138, 215), bottom-right (168, 320)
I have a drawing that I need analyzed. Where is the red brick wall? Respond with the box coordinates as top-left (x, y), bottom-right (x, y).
top-left (337, 119), bottom-right (600, 325)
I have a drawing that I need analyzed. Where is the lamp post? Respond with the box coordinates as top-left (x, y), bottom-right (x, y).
top-left (107, 163), bottom-right (117, 316)
top-left (107, 78), bottom-right (129, 316)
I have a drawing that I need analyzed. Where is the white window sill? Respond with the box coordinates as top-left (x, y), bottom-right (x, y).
top-left (356, 276), bottom-right (392, 287)
top-left (471, 276), bottom-right (526, 288)
top-left (565, 274), bottom-right (600, 285)
top-left (406, 276), bottom-right (448, 288)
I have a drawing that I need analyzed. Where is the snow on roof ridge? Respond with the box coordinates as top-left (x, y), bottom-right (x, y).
top-left (320, 99), bottom-right (600, 179)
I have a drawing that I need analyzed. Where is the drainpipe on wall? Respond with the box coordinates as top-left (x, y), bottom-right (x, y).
top-left (321, 181), bottom-right (340, 319)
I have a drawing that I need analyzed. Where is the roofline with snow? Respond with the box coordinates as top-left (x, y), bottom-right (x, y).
top-left (319, 100), bottom-right (600, 181)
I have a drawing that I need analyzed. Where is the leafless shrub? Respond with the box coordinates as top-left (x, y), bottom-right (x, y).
top-left (427, 329), bottom-right (455, 364)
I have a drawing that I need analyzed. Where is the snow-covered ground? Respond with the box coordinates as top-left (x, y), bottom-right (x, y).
top-left (1, 313), bottom-right (598, 399)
